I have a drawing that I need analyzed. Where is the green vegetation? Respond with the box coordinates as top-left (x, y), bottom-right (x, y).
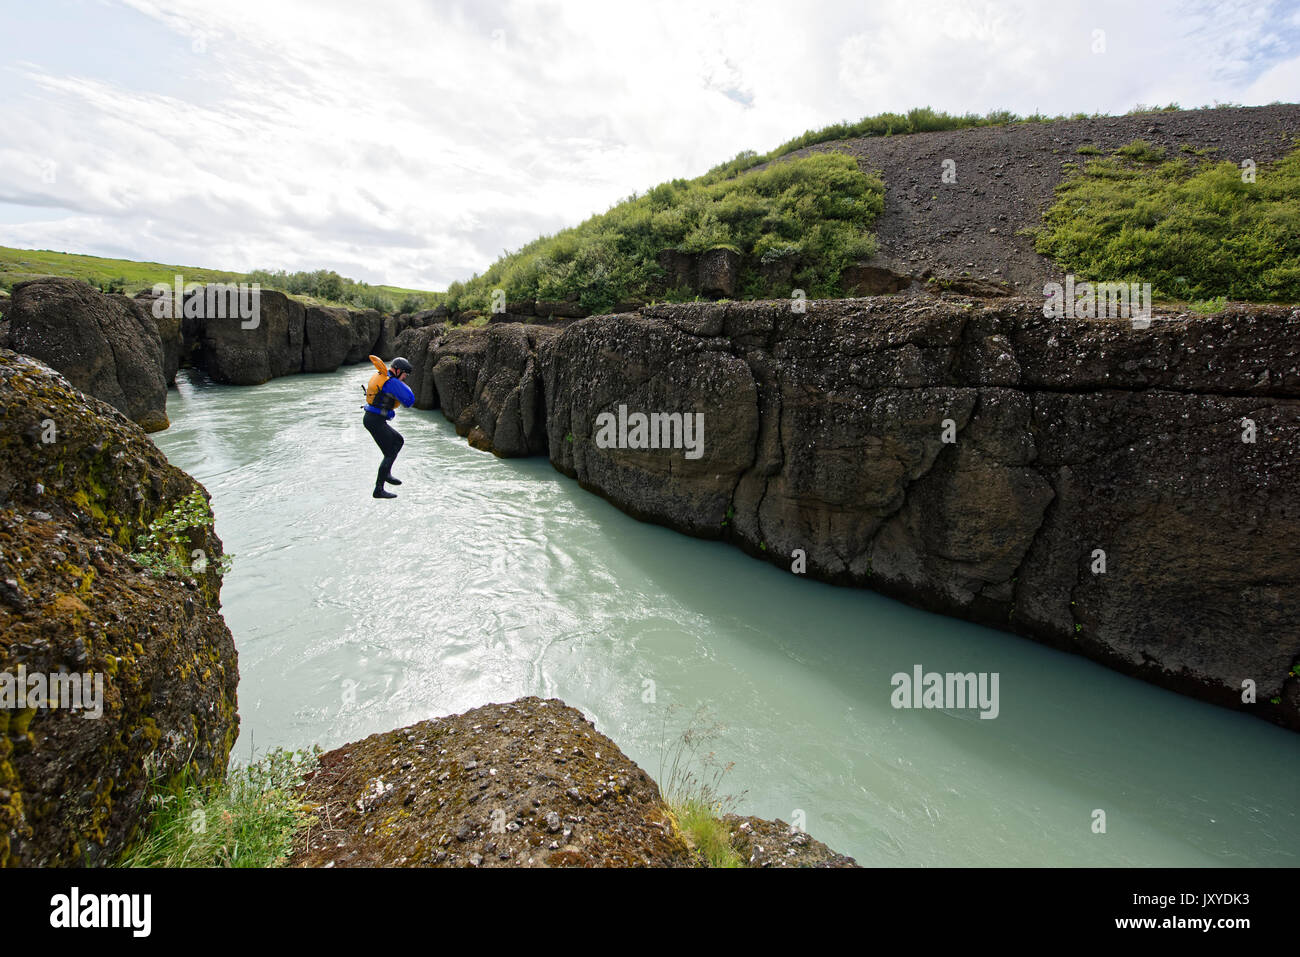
top-left (657, 705), bottom-right (746, 868)
top-left (0, 246), bottom-right (246, 296)
top-left (706, 101), bottom-right (1198, 175)
top-left (131, 489), bottom-right (233, 578)
top-left (0, 246), bottom-right (440, 313)
top-left (245, 267), bottom-right (438, 313)
top-left (1034, 141), bottom-right (1300, 302)
top-left (444, 152), bottom-right (884, 315)
top-left (121, 748), bottom-right (319, 867)
top-left (441, 103), bottom-right (1247, 315)
top-left (1114, 139), bottom-right (1166, 163)
top-left (1190, 295), bottom-right (1228, 314)
top-left (672, 798), bottom-right (743, 868)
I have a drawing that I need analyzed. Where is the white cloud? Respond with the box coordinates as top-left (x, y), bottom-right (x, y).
top-left (0, 0), bottom-right (1295, 291)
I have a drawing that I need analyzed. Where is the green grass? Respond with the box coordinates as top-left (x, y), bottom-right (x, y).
top-left (0, 246), bottom-right (442, 313)
top-left (656, 705), bottom-right (748, 868)
top-left (0, 246), bottom-right (246, 296)
top-left (444, 151), bottom-right (884, 315)
top-left (120, 747), bottom-right (319, 868)
top-left (671, 798), bottom-right (744, 868)
top-left (1033, 141), bottom-right (1300, 302)
top-left (1190, 295), bottom-right (1228, 314)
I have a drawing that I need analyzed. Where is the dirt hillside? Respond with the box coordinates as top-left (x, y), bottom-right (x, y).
top-left (791, 104), bottom-right (1300, 293)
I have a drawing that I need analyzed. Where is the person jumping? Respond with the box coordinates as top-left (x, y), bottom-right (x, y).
top-left (362, 355), bottom-right (415, 499)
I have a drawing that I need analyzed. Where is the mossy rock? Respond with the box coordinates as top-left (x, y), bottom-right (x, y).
top-left (0, 350), bottom-right (239, 866)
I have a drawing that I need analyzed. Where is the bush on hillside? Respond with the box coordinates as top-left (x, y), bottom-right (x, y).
top-left (1034, 142), bottom-right (1300, 302)
top-left (444, 152), bottom-right (884, 314)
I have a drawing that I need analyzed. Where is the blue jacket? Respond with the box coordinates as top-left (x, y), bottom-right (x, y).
top-left (364, 375), bottom-right (415, 419)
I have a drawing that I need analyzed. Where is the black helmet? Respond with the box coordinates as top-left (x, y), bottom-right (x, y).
top-left (390, 357), bottom-right (413, 374)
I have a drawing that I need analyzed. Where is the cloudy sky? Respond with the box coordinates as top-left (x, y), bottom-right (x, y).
top-left (1, 0), bottom-right (1297, 291)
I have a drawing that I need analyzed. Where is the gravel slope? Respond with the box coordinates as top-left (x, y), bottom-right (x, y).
top-left (788, 104), bottom-right (1300, 293)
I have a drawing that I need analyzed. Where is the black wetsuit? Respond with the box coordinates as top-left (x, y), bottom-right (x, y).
top-left (363, 410), bottom-right (405, 488)
top-left (363, 373), bottom-right (415, 494)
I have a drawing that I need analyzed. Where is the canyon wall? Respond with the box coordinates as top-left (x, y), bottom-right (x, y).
top-left (6, 282), bottom-right (1297, 729)
top-left (404, 298), bottom-right (1300, 730)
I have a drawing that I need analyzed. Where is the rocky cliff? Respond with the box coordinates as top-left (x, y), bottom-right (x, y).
top-left (2, 279), bottom-right (173, 432)
top-left (393, 298), bottom-right (1300, 730)
top-left (290, 697), bottom-right (855, 868)
top-left (0, 279), bottom-right (443, 431)
top-left (394, 321), bottom-right (558, 456)
top-left (0, 350), bottom-right (239, 865)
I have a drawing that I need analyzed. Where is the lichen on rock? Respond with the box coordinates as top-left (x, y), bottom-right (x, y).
top-left (0, 349), bottom-right (239, 866)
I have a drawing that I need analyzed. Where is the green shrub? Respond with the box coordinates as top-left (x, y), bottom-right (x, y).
top-left (1190, 295), bottom-right (1228, 313)
top-left (443, 152), bottom-right (882, 314)
top-left (1114, 139), bottom-right (1166, 163)
top-left (1034, 144), bottom-right (1300, 302)
top-left (132, 489), bottom-right (233, 578)
top-left (245, 267), bottom-right (417, 313)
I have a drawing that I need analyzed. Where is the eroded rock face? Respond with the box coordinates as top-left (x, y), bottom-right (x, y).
top-left (723, 815), bottom-right (857, 868)
top-left (842, 263), bottom-right (913, 295)
top-left (376, 310), bottom-right (446, 361)
top-left (344, 309), bottom-right (383, 365)
top-left (440, 325), bottom-right (556, 457)
top-left (191, 288), bottom-right (305, 385)
top-left (546, 313), bottom-right (758, 532)
top-left (289, 696), bottom-right (855, 868)
top-left (533, 299), bottom-right (1300, 729)
top-left (697, 247), bottom-right (740, 298)
top-left (303, 305), bottom-right (353, 373)
top-left (394, 322), bottom-right (557, 457)
top-left (0, 350), bottom-right (239, 866)
top-left (7, 279), bottom-right (170, 432)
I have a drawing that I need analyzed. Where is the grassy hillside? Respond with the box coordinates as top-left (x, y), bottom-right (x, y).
top-left (445, 151), bottom-right (883, 314)
top-left (0, 247), bottom-right (442, 313)
top-left (1034, 141), bottom-right (1300, 302)
top-left (446, 103), bottom-right (1297, 314)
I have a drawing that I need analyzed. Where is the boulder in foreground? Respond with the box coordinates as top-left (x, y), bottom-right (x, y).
top-left (291, 697), bottom-right (856, 867)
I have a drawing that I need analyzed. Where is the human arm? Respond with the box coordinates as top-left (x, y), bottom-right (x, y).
top-left (380, 376), bottom-right (416, 418)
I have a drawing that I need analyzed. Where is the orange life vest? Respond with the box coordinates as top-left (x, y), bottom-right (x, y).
top-left (364, 355), bottom-right (391, 408)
